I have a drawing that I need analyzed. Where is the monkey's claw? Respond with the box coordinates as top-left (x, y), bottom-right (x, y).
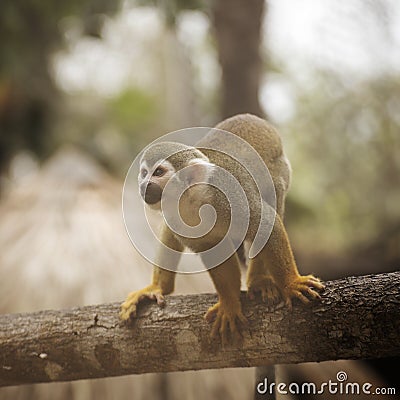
top-left (247, 275), bottom-right (281, 305)
top-left (120, 285), bottom-right (165, 321)
top-left (205, 301), bottom-right (247, 345)
top-left (284, 275), bottom-right (324, 308)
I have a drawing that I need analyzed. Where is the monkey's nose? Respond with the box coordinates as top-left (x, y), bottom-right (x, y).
top-left (140, 182), bottom-right (162, 205)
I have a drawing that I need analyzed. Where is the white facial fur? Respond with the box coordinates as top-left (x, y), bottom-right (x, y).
top-left (138, 159), bottom-right (175, 187)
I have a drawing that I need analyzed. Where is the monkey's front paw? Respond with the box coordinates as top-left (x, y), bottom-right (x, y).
top-left (204, 301), bottom-right (247, 345)
top-left (247, 275), bottom-right (281, 305)
top-left (120, 284), bottom-right (165, 322)
top-left (283, 275), bottom-right (324, 308)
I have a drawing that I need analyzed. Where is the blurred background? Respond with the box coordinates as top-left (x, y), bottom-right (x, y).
top-left (0, 0), bottom-right (399, 399)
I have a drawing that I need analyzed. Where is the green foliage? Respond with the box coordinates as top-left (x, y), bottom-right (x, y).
top-left (109, 88), bottom-right (157, 134)
top-left (285, 71), bottom-right (400, 252)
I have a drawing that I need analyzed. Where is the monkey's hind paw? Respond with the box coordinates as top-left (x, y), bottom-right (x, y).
top-left (205, 301), bottom-right (247, 345)
top-left (284, 275), bottom-right (324, 308)
top-left (247, 275), bottom-right (281, 305)
top-left (120, 285), bottom-right (165, 322)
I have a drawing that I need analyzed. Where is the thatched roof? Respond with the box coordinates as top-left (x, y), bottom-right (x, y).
top-left (0, 147), bottom-right (153, 312)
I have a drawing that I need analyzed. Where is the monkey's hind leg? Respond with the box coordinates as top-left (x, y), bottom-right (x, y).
top-left (120, 226), bottom-right (182, 321)
top-left (262, 213), bottom-right (324, 308)
top-left (203, 253), bottom-right (247, 344)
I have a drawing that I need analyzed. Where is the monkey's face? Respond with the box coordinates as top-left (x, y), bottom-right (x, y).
top-left (138, 159), bottom-right (176, 210)
top-left (138, 143), bottom-right (215, 211)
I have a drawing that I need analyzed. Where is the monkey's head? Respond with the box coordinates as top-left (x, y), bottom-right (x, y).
top-left (138, 142), bottom-right (214, 210)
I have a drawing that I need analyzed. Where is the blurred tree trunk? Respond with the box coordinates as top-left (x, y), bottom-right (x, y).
top-left (211, 0), bottom-right (265, 119)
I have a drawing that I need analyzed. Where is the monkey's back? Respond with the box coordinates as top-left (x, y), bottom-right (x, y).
top-left (197, 113), bottom-right (291, 218)
top-left (213, 113), bottom-right (283, 162)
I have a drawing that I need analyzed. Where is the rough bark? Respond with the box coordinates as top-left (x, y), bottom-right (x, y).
top-left (1, 272), bottom-right (399, 387)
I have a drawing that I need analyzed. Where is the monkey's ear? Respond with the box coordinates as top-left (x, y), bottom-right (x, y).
top-left (185, 158), bottom-right (215, 184)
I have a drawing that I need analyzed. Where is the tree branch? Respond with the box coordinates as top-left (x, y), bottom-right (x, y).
top-left (1, 271), bottom-right (399, 387)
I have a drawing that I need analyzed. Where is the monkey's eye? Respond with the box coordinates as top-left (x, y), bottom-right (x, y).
top-left (153, 167), bottom-right (166, 177)
top-left (140, 169), bottom-right (148, 178)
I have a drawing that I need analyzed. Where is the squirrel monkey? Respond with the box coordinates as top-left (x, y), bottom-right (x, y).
top-left (120, 114), bottom-right (324, 343)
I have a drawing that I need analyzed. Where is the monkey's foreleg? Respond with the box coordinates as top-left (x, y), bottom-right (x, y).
top-left (120, 226), bottom-right (182, 321)
top-left (120, 267), bottom-right (176, 320)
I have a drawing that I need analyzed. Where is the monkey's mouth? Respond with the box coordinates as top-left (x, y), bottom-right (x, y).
top-left (140, 182), bottom-right (162, 205)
